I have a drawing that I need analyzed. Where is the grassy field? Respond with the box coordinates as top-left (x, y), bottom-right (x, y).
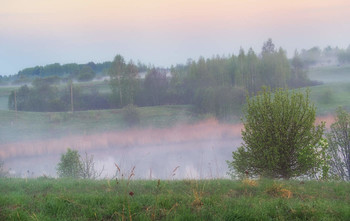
top-left (0, 178), bottom-right (349, 220)
top-left (307, 64), bottom-right (350, 84)
top-left (0, 105), bottom-right (198, 143)
top-left (308, 82), bottom-right (350, 115)
top-left (2, 81), bottom-right (350, 142)
top-left (2, 82), bottom-right (350, 143)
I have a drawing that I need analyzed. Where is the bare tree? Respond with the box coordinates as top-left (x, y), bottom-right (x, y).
top-left (80, 152), bottom-right (104, 179)
top-left (0, 159), bottom-right (8, 178)
top-left (327, 107), bottom-right (350, 181)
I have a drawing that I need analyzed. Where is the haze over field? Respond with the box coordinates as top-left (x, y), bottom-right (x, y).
top-left (1, 0), bottom-right (349, 180)
top-left (1, 0), bottom-right (350, 75)
top-left (2, 118), bottom-right (242, 179)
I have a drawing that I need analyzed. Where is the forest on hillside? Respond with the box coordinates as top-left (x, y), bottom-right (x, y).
top-left (6, 40), bottom-right (350, 118)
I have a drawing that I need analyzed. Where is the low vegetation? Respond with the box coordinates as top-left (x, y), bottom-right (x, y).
top-left (0, 178), bottom-right (349, 220)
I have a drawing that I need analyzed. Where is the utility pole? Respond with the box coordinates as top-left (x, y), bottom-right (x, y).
top-left (70, 82), bottom-right (74, 112)
top-left (14, 90), bottom-right (17, 112)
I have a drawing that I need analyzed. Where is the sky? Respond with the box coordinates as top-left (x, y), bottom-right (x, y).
top-left (1, 0), bottom-right (350, 76)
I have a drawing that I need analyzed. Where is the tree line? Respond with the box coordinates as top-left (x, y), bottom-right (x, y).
top-left (107, 39), bottom-right (317, 118)
top-left (295, 45), bottom-right (350, 66)
top-left (10, 62), bottom-right (108, 84)
top-left (8, 79), bottom-right (110, 112)
top-left (8, 39), bottom-right (318, 118)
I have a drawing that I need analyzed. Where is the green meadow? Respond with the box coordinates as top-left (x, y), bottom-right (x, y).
top-left (0, 105), bottom-right (197, 143)
top-left (0, 178), bottom-right (349, 220)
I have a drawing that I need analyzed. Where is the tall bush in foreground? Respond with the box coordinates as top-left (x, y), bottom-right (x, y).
top-left (57, 148), bottom-right (82, 178)
top-left (228, 88), bottom-right (325, 179)
top-left (327, 107), bottom-right (350, 181)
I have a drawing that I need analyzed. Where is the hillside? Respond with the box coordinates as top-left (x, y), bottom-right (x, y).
top-left (307, 64), bottom-right (350, 83)
top-left (0, 105), bottom-right (198, 144)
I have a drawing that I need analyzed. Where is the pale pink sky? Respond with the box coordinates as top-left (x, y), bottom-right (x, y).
top-left (1, 0), bottom-right (350, 75)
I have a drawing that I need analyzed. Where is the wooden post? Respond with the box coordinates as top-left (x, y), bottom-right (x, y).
top-left (70, 82), bottom-right (74, 112)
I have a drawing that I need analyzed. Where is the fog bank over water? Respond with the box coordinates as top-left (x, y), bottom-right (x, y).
top-left (2, 119), bottom-right (243, 179)
top-left (2, 115), bottom-right (335, 179)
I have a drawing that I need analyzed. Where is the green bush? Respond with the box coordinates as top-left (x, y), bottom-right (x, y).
top-left (228, 88), bottom-right (325, 179)
top-left (56, 148), bottom-right (82, 178)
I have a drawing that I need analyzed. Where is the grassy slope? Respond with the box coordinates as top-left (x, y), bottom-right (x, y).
top-left (305, 64), bottom-right (350, 114)
top-left (308, 83), bottom-right (350, 115)
top-left (0, 178), bottom-right (349, 220)
top-left (308, 64), bottom-right (350, 84)
top-left (0, 105), bottom-right (197, 143)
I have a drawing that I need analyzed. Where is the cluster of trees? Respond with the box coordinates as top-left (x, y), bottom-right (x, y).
top-left (298, 45), bottom-right (350, 66)
top-left (337, 47), bottom-right (350, 64)
top-left (227, 88), bottom-right (350, 180)
top-left (11, 62), bottom-right (108, 84)
top-left (8, 78), bottom-right (110, 112)
top-left (107, 39), bottom-right (316, 118)
top-left (17, 62), bottom-right (111, 78)
top-left (8, 39), bottom-right (319, 118)
top-left (0, 75), bottom-right (12, 85)
top-left (56, 149), bottom-right (103, 179)
top-left (9, 60), bottom-right (149, 85)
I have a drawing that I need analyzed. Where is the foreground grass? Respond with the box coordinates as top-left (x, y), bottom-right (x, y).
top-left (0, 178), bottom-right (349, 220)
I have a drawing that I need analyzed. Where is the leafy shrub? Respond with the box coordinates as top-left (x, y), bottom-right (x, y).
top-left (227, 88), bottom-right (325, 179)
top-left (57, 148), bottom-right (82, 178)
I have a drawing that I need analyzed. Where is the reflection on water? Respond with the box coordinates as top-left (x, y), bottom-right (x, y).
top-left (5, 139), bottom-right (240, 179)
top-left (2, 119), bottom-right (243, 179)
